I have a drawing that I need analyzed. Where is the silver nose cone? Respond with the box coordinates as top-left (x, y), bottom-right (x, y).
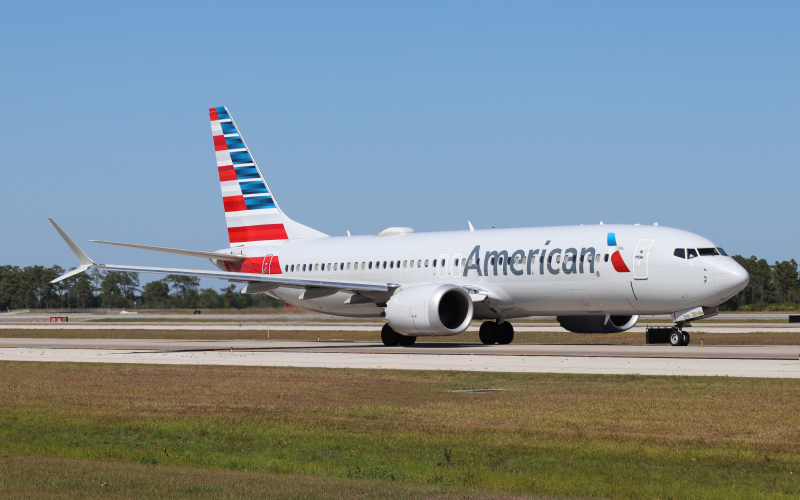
top-left (714, 258), bottom-right (750, 300)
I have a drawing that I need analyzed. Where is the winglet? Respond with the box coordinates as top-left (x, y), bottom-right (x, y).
top-left (48, 218), bottom-right (97, 283)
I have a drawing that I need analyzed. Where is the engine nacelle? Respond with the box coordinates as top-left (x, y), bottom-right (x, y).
top-left (384, 284), bottom-right (473, 336)
top-left (557, 315), bottom-right (639, 334)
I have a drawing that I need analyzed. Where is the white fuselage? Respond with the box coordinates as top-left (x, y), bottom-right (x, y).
top-left (215, 224), bottom-right (748, 319)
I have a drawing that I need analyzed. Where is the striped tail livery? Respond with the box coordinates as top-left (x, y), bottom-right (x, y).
top-left (210, 106), bottom-right (326, 247)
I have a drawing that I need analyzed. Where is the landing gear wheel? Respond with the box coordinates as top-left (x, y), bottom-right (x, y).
top-left (681, 332), bottom-right (690, 346)
top-left (399, 335), bottom-right (417, 346)
top-left (479, 321), bottom-right (499, 345)
top-left (669, 329), bottom-right (683, 347)
top-left (496, 321), bottom-right (514, 345)
top-left (381, 324), bottom-right (401, 347)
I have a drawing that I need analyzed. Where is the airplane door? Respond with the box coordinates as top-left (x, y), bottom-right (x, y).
top-left (262, 255), bottom-right (274, 274)
top-left (438, 254), bottom-right (448, 278)
top-left (633, 240), bottom-right (653, 280)
top-left (452, 253), bottom-right (463, 278)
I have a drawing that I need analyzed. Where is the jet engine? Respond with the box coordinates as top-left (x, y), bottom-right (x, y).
top-left (384, 284), bottom-right (473, 336)
top-left (557, 315), bottom-right (639, 334)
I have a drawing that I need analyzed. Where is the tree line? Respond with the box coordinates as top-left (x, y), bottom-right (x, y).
top-left (1, 256), bottom-right (798, 311)
top-left (0, 266), bottom-right (282, 311)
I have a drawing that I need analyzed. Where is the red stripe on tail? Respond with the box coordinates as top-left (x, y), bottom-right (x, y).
top-left (209, 108), bottom-right (219, 121)
top-left (213, 135), bottom-right (228, 151)
top-left (228, 224), bottom-right (289, 243)
top-left (223, 195), bottom-right (247, 212)
top-left (218, 165), bottom-right (237, 182)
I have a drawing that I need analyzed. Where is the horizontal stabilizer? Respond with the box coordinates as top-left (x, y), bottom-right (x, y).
top-left (98, 263), bottom-right (390, 293)
top-left (90, 240), bottom-right (246, 262)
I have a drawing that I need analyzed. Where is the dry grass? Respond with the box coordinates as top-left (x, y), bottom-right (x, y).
top-left (1, 327), bottom-right (799, 345)
top-left (1, 362), bottom-right (799, 498)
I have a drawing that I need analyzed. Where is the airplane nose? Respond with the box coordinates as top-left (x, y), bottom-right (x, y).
top-left (714, 258), bottom-right (750, 299)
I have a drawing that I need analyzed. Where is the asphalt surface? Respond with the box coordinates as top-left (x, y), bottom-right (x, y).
top-left (1, 339), bottom-right (799, 378)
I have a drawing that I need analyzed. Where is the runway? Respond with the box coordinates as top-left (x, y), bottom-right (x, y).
top-left (2, 339), bottom-right (799, 378)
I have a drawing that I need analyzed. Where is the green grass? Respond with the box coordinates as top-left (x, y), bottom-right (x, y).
top-left (1, 362), bottom-right (799, 498)
top-left (0, 455), bottom-right (535, 499)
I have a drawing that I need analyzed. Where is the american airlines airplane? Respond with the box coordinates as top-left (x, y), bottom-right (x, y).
top-left (50, 107), bottom-right (750, 347)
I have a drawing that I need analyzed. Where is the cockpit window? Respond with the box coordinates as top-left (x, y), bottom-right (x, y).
top-left (698, 248), bottom-right (720, 256)
top-left (686, 248), bottom-right (698, 259)
top-left (716, 247), bottom-right (728, 256)
top-left (673, 248), bottom-right (686, 259)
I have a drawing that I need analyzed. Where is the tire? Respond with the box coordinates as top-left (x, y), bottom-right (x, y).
top-left (381, 324), bottom-right (401, 346)
top-left (496, 321), bottom-right (514, 345)
top-left (681, 332), bottom-right (690, 346)
top-left (669, 329), bottom-right (682, 347)
top-left (399, 335), bottom-right (417, 346)
top-left (479, 321), bottom-right (498, 345)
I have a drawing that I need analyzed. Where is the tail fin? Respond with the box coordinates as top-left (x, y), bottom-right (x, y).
top-left (209, 106), bottom-right (327, 247)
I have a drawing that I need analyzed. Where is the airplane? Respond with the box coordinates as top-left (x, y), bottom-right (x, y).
top-left (50, 106), bottom-right (750, 347)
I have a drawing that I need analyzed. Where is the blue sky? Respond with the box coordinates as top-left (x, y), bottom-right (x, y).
top-left (2, 1), bottom-right (799, 283)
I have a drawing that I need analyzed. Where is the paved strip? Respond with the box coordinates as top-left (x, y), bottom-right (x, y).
top-left (3, 324), bottom-right (800, 334)
top-left (1, 339), bottom-right (799, 378)
top-left (1, 346), bottom-right (798, 378)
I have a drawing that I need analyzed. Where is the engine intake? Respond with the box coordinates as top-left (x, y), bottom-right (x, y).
top-left (384, 284), bottom-right (473, 336)
top-left (557, 315), bottom-right (639, 334)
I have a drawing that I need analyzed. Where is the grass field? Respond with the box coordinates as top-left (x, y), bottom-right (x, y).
top-left (1, 362), bottom-right (799, 498)
top-left (1, 327), bottom-right (799, 345)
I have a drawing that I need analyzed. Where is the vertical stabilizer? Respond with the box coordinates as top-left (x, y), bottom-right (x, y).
top-left (209, 107), bottom-right (327, 247)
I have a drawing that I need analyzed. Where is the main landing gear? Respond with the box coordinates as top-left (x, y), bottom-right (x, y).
top-left (669, 329), bottom-right (690, 347)
top-left (478, 320), bottom-right (514, 345)
top-left (381, 324), bottom-right (417, 347)
top-left (646, 326), bottom-right (690, 346)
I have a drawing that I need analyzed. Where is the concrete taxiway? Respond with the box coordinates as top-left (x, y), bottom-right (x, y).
top-left (2, 339), bottom-right (798, 379)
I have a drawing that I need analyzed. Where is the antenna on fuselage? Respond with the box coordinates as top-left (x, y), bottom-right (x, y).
top-left (347, 231), bottom-right (351, 237)
top-left (468, 221), bottom-right (475, 232)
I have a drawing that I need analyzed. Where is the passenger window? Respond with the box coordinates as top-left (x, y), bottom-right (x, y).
top-left (425, 260), bottom-right (429, 267)
top-left (604, 254), bottom-right (609, 262)
top-left (454, 258), bottom-right (459, 266)
top-left (403, 260), bottom-right (407, 268)
top-left (586, 254), bottom-right (592, 262)
top-left (346, 263), bottom-right (351, 270)
top-left (314, 264), bottom-right (319, 271)
top-left (390, 261), bottom-right (394, 269)
top-left (674, 248), bottom-right (685, 259)
top-left (556, 255), bottom-right (561, 264)
top-left (687, 249), bottom-right (698, 259)
top-left (433, 259), bottom-right (437, 268)
top-left (302, 264), bottom-right (306, 271)
top-left (368, 262), bottom-right (373, 269)
top-left (397, 261), bottom-right (400, 268)
top-left (383, 261), bottom-right (387, 269)
top-left (440, 259), bottom-right (445, 267)
top-left (322, 264), bottom-right (325, 271)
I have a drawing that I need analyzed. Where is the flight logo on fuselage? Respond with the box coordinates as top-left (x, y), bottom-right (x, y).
top-left (463, 232), bottom-right (630, 277)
